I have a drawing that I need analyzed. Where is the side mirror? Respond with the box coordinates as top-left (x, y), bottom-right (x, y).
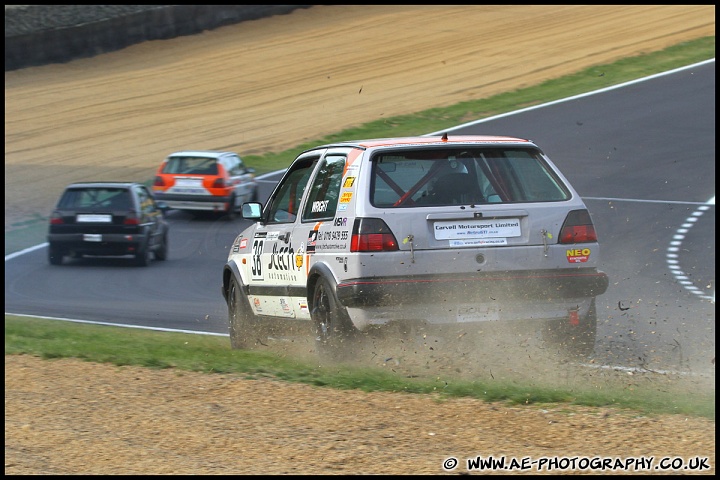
top-left (241, 202), bottom-right (263, 220)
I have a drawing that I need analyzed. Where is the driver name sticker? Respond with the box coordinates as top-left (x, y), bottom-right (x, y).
top-left (311, 200), bottom-right (329, 213)
top-left (434, 219), bottom-right (521, 240)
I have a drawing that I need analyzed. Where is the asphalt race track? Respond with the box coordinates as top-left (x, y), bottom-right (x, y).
top-left (5, 61), bottom-right (715, 376)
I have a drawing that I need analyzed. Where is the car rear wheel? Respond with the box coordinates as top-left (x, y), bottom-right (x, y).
top-left (311, 275), bottom-right (358, 361)
top-left (48, 245), bottom-right (64, 265)
top-left (134, 242), bottom-right (151, 267)
top-left (543, 299), bottom-right (597, 358)
top-left (225, 194), bottom-right (237, 221)
top-left (228, 277), bottom-right (260, 349)
top-left (154, 233), bottom-right (168, 261)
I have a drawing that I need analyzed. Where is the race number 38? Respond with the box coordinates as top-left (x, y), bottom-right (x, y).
top-left (251, 239), bottom-right (264, 280)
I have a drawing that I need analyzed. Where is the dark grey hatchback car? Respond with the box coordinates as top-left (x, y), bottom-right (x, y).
top-left (47, 182), bottom-right (169, 266)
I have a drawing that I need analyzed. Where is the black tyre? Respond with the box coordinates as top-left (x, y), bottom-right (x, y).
top-left (227, 276), bottom-right (260, 349)
top-left (311, 275), bottom-right (358, 361)
top-left (543, 299), bottom-right (597, 358)
top-left (225, 195), bottom-right (237, 221)
top-left (249, 185), bottom-right (259, 203)
top-left (48, 244), bottom-right (64, 265)
top-left (134, 241), bottom-right (151, 267)
top-left (154, 232), bottom-right (168, 261)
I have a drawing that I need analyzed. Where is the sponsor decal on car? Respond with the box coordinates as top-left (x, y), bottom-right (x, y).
top-left (456, 304), bottom-right (500, 323)
top-left (434, 219), bottom-right (521, 240)
top-left (295, 243), bottom-right (305, 269)
top-left (307, 223), bottom-right (322, 253)
top-left (450, 238), bottom-right (508, 247)
top-left (297, 299), bottom-right (309, 314)
top-left (566, 248), bottom-right (591, 263)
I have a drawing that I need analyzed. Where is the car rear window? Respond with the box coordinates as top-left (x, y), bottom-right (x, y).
top-left (370, 147), bottom-right (570, 207)
top-left (162, 156), bottom-right (218, 175)
top-left (58, 188), bottom-right (131, 209)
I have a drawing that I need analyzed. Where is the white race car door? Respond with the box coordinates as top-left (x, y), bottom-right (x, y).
top-left (246, 152), bottom-right (322, 319)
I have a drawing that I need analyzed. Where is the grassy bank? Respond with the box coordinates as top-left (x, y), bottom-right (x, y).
top-left (5, 315), bottom-right (715, 419)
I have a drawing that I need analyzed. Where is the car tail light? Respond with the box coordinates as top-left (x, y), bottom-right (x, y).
top-left (559, 209), bottom-right (597, 244)
top-left (212, 178), bottom-right (227, 188)
top-left (350, 218), bottom-right (399, 252)
top-left (124, 211), bottom-right (140, 225)
top-left (153, 176), bottom-right (165, 187)
top-left (49, 211), bottom-right (64, 225)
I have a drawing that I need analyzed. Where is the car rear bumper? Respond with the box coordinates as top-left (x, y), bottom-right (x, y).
top-left (153, 193), bottom-right (230, 211)
top-left (336, 268), bottom-right (609, 307)
top-left (48, 232), bottom-right (148, 255)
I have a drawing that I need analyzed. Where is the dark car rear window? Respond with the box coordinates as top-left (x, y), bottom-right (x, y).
top-left (370, 147), bottom-right (570, 207)
top-left (58, 188), bottom-right (132, 210)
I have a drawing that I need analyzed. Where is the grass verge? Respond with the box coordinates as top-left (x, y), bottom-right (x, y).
top-left (5, 315), bottom-right (715, 419)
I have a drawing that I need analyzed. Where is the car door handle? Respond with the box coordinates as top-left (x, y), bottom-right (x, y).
top-left (278, 232), bottom-right (291, 243)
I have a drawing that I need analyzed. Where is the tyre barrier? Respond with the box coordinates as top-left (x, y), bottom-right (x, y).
top-left (5, 5), bottom-right (312, 71)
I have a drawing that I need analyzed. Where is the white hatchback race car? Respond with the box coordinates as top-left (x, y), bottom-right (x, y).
top-left (221, 134), bottom-right (609, 360)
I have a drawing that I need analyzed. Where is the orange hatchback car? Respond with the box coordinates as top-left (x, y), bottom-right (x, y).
top-left (152, 150), bottom-right (258, 219)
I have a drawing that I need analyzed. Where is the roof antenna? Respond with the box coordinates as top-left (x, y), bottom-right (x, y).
top-left (441, 132), bottom-right (448, 141)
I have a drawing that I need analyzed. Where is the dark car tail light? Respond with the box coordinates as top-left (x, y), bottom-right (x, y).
top-left (212, 177), bottom-right (227, 188)
top-left (350, 218), bottom-right (399, 252)
top-left (153, 176), bottom-right (165, 187)
top-left (49, 211), bottom-right (64, 225)
top-left (124, 211), bottom-right (140, 225)
top-left (559, 209), bottom-right (598, 244)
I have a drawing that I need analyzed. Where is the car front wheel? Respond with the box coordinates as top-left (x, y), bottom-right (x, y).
top-left (228, 277), bottom-right (260, 349)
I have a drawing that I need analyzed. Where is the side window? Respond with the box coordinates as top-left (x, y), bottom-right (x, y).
top-left (265, 157), bottom-right (317, 224)
top-left (234, 155), bottom-right (247, 175)
top-left (225, 155), bottom-right (241, 176)
top-left (302, 155), bottom-right (347, 222)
